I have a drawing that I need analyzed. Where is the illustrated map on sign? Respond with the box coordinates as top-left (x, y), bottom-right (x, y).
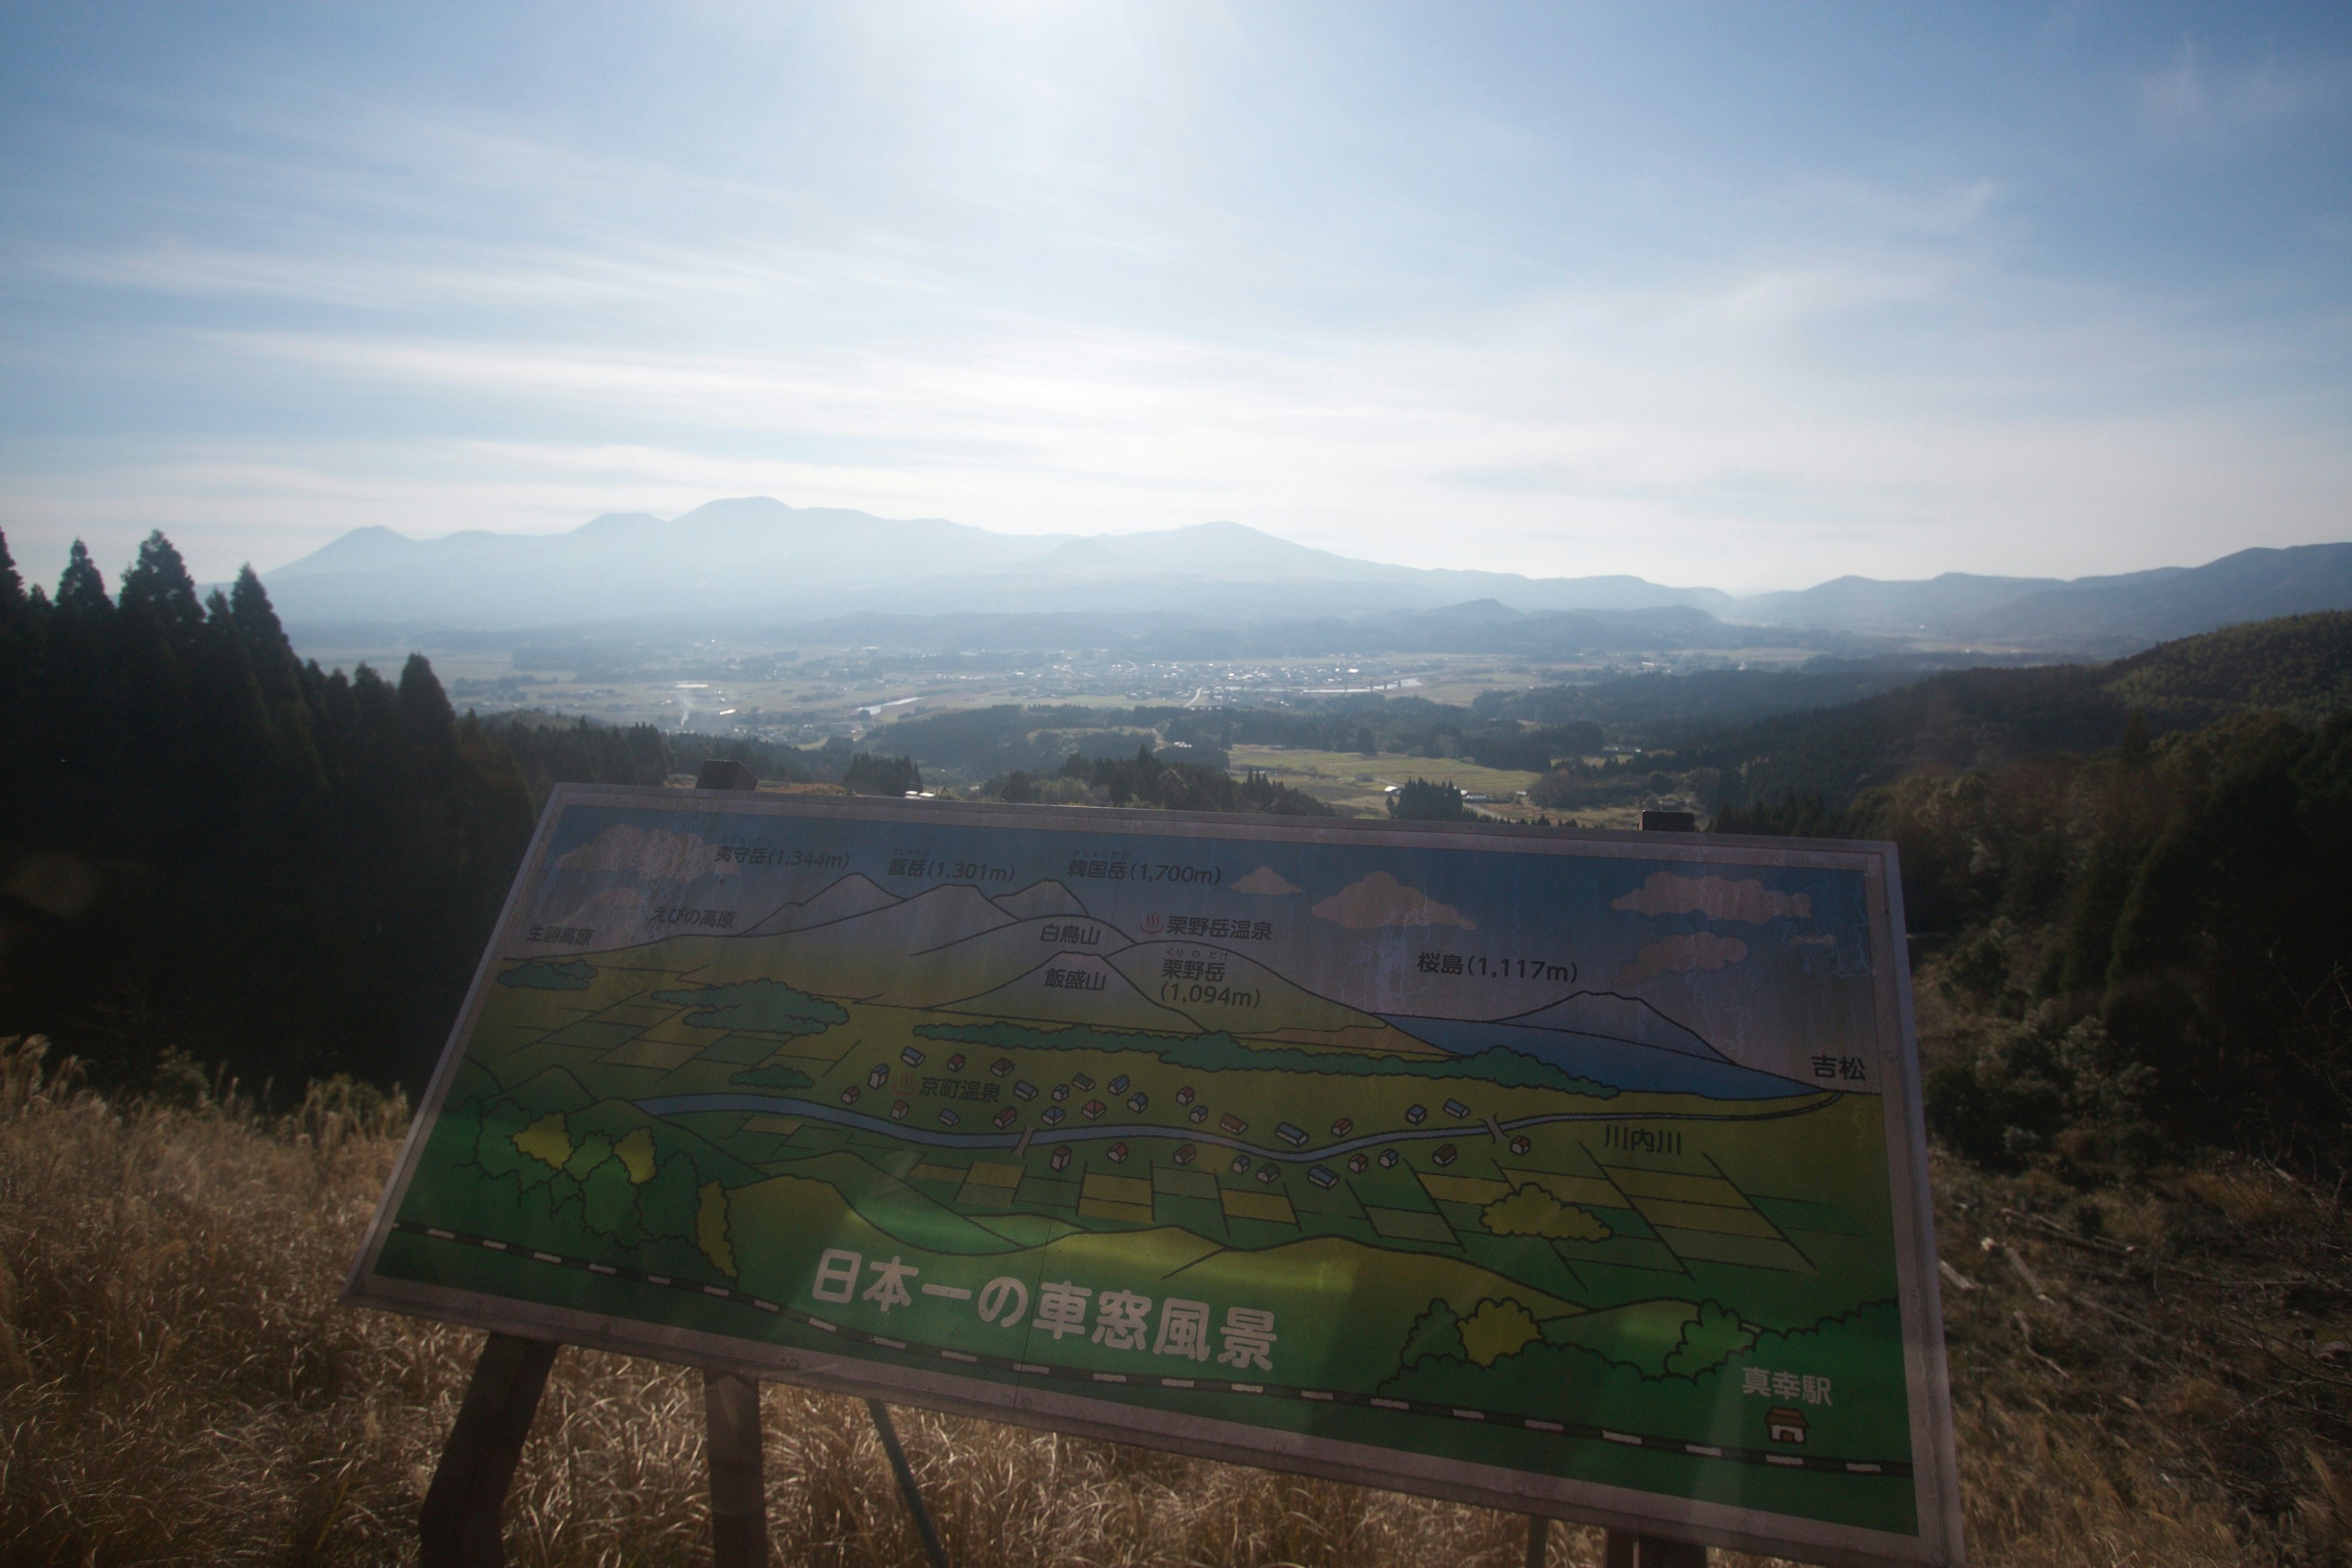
top-left (353, 791), bottom-right (1945, 1554)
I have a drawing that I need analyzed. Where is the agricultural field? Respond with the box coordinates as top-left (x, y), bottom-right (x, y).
top-left (1223, 747), bottom-right (1545, 816)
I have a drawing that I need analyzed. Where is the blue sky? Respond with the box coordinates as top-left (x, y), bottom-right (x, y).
top-left (2, 2), bottom-right (2346, 592)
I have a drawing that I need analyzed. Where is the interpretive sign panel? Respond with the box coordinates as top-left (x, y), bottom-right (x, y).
top-left (347, 786), bottom-right (1959, 1566)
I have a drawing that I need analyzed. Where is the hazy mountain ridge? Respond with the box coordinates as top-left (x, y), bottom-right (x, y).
top-left (1737, 572), bottom-right (2067, 631)
top-left (265, 499), bottom-right (1733, 627)
top-left (1961, 544), bottom-right (2352, 651)
top-left (260, 495), bottom-right (2352, 655)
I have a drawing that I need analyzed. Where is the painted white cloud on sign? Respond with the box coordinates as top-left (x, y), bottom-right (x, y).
top-left (1311, 871), bottom-right (1476, 932)
top-left (1611, 871), bottom-right (1809, 924)
top-left (1614, 932), bottom-right (1750, 988)
top-left (1233, 866), bottom-right (1302, 896)
top-left (556, 824), bottom-right (731, 879)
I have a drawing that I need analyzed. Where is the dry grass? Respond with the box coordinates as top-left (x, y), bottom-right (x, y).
top-left (1924, 1145), bottom-right (2352, 1568)
top-left (4, 1030), bottom-right (2348, 1567)
top-left (0, 1037), bottom-right (1573, 1567)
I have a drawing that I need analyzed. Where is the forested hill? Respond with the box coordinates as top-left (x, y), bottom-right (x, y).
top-left (1694, 611), bottom-right (2352, 1175)
top-left (1691, 612), bottom-right (2352, 809)
top-left (0, 532), bottom-right (537, 1091)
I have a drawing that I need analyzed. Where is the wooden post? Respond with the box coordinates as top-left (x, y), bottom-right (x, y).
top-left (705, 1370), bottom-right (769, 1568)
top-left (1524, 1513), bottom-right (1550, 1568)
top-left (419, 1332), bottom-right (559, 1568)
top-left (1602, 1532), bottom-right (1706, 1568)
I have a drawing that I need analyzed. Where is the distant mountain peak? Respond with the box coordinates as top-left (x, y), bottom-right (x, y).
top-left (575, 510), bottom-right (665, 534)
top-left (268, 524), bottom-right (419, 578)
top-left (1175, 519), bottom-right (1281, 540)
top-left (252, 492), bottom-right (2351, 652)
top-left (1030, 537), bottom-right (1126, 568)
top-left (1425, 598), bottom-right (1525, 624)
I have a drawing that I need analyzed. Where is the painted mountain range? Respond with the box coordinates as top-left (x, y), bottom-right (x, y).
top-left (643, 873), bottom-right (1810, 1099)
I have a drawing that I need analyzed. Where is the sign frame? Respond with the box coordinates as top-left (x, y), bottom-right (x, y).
top-left (345, 786), bottom-right (1962, 1568)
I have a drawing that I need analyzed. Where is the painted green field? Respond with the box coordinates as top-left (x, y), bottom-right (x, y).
top-left (380, 939), bottom-right (1915, 1535)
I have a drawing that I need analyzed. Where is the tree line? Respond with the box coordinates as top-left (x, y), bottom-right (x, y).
top-left (490, 712), bottom-right (846, 805)
top-left (0, 527), bottom-right (971, 1093)
top-left (1721, 709), bottom-right (2352, 1172)
top-left (998, 747), bottom-right (1333, 815)
top-left (0, 530), bottom-right (535, 1092)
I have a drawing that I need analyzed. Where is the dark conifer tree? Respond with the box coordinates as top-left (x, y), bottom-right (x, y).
top-left (55, 540), bottom-right (110, 616)
top-left (0, 531), bottom-right (538, 1093)
top-left (227, 565), bottom-right (305, 709)
top-left (117, 530), bottom-right (205, 640)
top-left (0, 532), bottom-right (31, 824)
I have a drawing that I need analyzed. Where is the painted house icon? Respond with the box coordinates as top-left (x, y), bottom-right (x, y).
top-left (1766, 1407), bottom-right (1809, 1444)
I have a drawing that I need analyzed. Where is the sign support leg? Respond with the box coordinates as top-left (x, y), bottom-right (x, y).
top-left (1524, 1513), bottom-right (1550, 1567)
top-left (419, 1332), bottom-right (559, 1568)
top-left (1602, 1531), bottom-right (1706, 1567)
top-left (866, 1398), bottom-right (951, 1568)
top-left (705, 1370), bottom-right (769, 1568)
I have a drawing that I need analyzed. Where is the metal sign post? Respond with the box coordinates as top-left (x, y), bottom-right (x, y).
top-left (361, 788), bottom-right (1958, 1567)
top-left (867, 1400), bottom-right (952, 1568)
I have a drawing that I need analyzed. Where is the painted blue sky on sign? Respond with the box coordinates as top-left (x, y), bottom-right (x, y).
top-left (526, 804), bottom-right (1880, 1095)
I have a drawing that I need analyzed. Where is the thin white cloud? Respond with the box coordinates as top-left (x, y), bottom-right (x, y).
top-left (117, 293), bottom-right (2335, 595)
top-left (2138, 37), bottom-right (2344, 137)
top-left (2140, 40), bottom-right (2212, 130)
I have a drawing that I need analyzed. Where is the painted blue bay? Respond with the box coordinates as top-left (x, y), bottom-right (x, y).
top-left (1381, 1016), bottom-right (1812, 1100)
